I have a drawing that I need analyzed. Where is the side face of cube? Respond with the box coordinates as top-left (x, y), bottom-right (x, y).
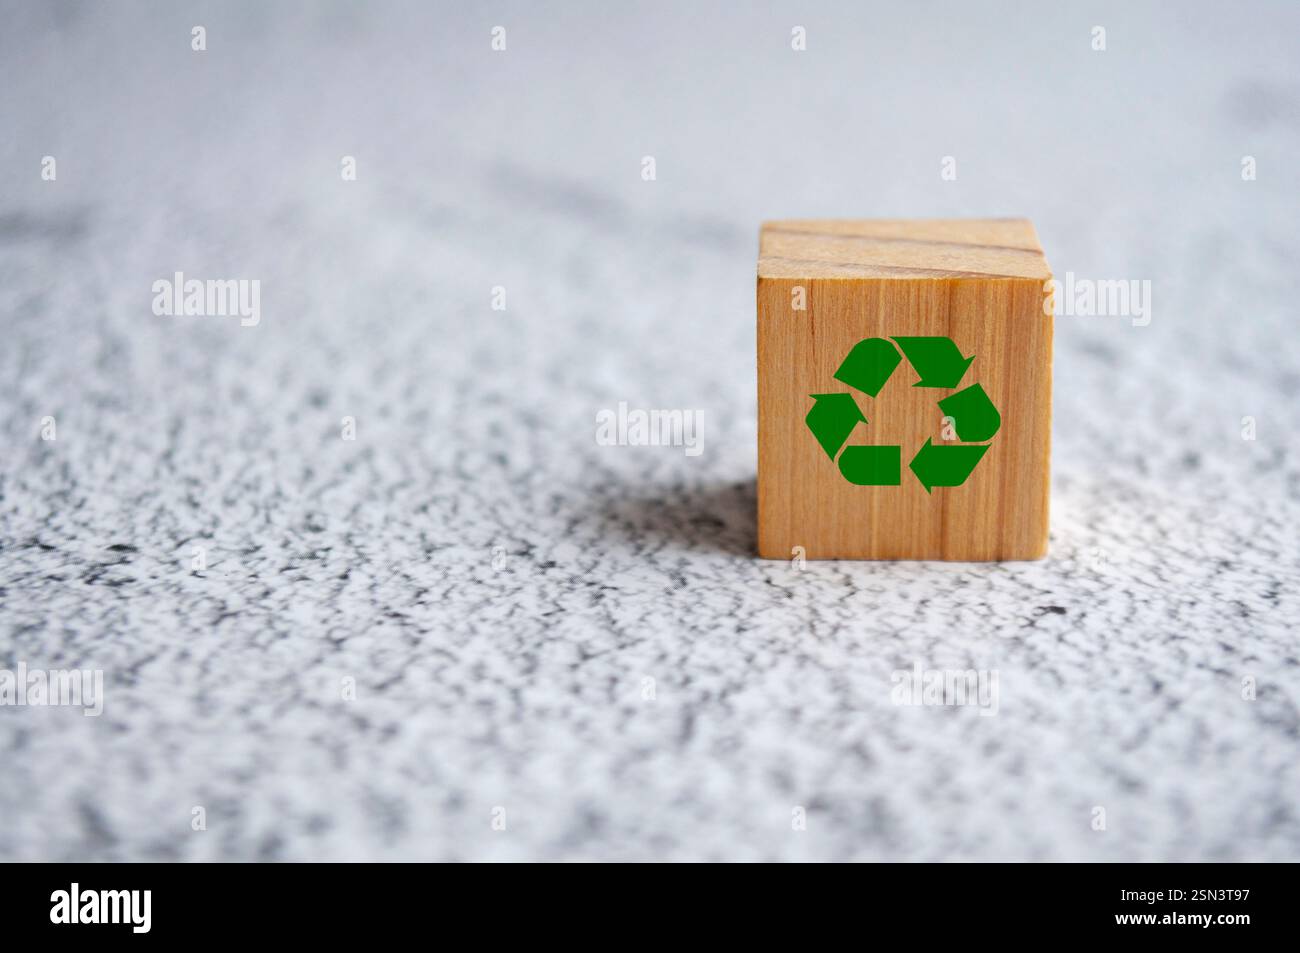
top-left (756, 220), bottom-right (1053, 562)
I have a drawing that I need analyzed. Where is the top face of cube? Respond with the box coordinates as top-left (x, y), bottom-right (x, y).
top-left (758, 219), bottom-right (1052, 281)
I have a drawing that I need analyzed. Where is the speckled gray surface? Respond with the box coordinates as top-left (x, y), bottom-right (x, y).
top-left (2, 2), bottom-right (1299, 861)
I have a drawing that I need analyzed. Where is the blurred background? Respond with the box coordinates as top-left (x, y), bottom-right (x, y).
top-left (1, 1), bottom-right (1297, 860)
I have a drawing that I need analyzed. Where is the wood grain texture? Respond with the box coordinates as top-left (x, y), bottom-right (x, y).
top-left (757, 219), bottom-right (1053, 561)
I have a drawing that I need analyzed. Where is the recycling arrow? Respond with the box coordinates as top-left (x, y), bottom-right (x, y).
top-left (805, 393), bottom-right (866, 460)
top-left (908, 439), bottom-right (989, 493)
top-left (891, 336), bottom-right (975, 388)
top-left (804, 333), bottom-right (1001, 493)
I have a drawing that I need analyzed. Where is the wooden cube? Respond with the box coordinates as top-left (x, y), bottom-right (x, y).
top-left (756, 219), bottom-right (1053, 561)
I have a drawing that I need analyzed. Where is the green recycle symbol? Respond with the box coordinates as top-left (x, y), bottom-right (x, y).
top-left (805, 336), bottom-right (1001, 492)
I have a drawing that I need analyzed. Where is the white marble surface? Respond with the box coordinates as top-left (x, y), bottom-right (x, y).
top-left (1, 1), bottom-right (1298, 861)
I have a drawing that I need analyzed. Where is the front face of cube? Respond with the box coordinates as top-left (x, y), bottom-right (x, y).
top-left (757, 275), bottom-right (1052, 561)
